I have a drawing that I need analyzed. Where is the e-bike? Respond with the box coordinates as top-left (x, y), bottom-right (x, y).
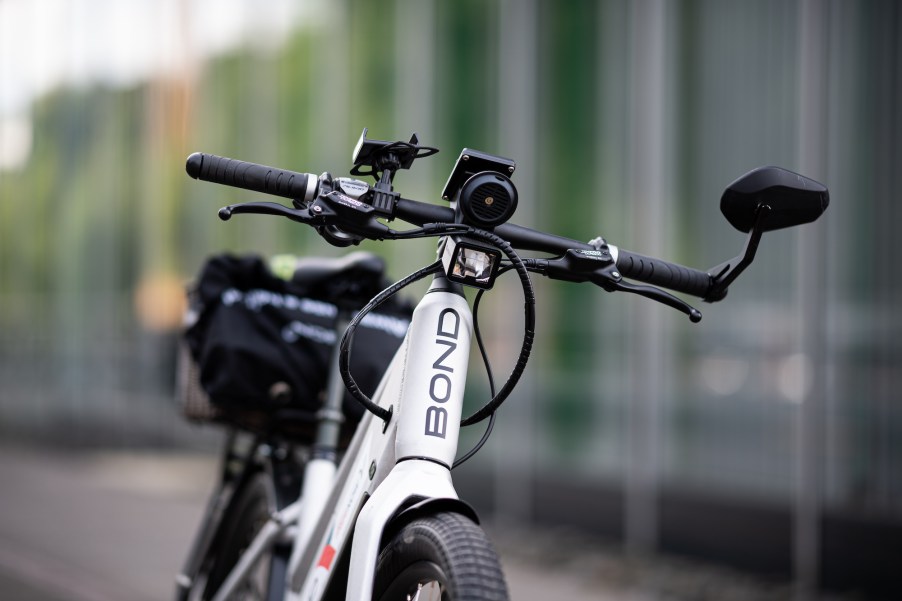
top-left (176, 129), bottom-right (828, 601)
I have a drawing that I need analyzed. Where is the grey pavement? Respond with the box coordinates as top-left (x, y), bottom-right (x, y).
top-left (0, 446), bottom-right (819, 601)
top-left (0, 447), bottom-right (215, 601)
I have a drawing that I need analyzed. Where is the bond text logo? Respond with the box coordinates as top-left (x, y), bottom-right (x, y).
top-left (424, 308), bottom-right (460, 438)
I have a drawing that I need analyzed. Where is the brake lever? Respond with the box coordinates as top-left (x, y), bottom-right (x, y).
top-left (531, 248), bottom-right (702, 323)
top-left (217, 191), bottom-right (380, 226)
top-left (217, 192), bottom-right (392, 241)
top-left (604, 278), bottom-right (702, 323)
top-left (579, 251), bottom-right (702, 323)
top-left (218, 200), bottom-right (315, 223)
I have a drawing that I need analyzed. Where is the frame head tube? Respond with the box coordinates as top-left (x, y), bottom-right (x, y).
top-left (394, 287), bottom-right (473, 468)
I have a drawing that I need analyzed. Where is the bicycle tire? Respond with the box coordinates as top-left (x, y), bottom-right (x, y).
top-left (201, 471), bottom-right (274, 601)
top-left (373, 511), bottom-right (509, 601)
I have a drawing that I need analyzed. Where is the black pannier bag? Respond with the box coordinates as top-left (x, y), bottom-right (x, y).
top-left (182, 252), bottom-right (412, 434)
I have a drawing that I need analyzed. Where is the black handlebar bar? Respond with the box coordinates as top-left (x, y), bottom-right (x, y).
top-left (186, 153), bottom-right (715, 301)
top-left (392, 199), bottom-right (712, 298)
top-left (394, 199), bottom-right (594, 254)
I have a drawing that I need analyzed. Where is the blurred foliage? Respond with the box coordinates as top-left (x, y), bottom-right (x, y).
top-left (0, 0), bottom-right (900, 516)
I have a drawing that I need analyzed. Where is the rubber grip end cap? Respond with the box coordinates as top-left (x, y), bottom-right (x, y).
top-left (185, 152), bottom-right (203, 179)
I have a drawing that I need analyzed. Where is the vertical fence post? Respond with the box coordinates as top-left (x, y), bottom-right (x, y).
top-left (393, 0), bottom-right (438, 274)
top-left (493, 0), bottom-right (539, 526)
top-left (625, 0), bottom-right (670, 555)
top-left (795, 0), bottom-right (830, 598)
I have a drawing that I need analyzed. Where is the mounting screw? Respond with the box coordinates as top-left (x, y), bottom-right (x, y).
top-left (485, 196), bottom-right (494, 205)
top-left (508, 166), bottom-right (515, 173)
top-left (312, 205), bottom-right (323, 214)
top-left (612, 271), bottom-right (621, 279)
top-left (462, 155), bottom-right (470, 161)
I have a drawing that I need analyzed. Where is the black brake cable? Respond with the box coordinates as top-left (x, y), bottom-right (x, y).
top-left (452, 286), bottom-right (497, 469)
top-left (339, 225), bottom-right (535, 430)
top-left (457, 229), bottom-right (535, 426)
top-left (451, 261), bottom-right (525, 467)
top-left (337, 222), bottom-right (466, 422)
top-left (338, 260), bottom-right (444, 422)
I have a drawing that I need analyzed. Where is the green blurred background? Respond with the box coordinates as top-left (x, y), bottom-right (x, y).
top-left (0, 0), bottom-right (899, 597)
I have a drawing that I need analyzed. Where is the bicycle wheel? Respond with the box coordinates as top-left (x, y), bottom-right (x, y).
top-left (201, 471), bottom-right (274, 601)
top-left (373, 511), bottom-right (509, 601)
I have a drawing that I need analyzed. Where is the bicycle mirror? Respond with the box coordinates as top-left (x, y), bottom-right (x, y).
top-left (720, 166), bottom-right (829, 233)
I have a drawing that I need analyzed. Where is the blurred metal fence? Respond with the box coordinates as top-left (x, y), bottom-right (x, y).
top-left (0, 0), bottom-right (899, 595)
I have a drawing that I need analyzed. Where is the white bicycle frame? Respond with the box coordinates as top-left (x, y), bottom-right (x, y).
top-left (208, 279), bottom-right (475, 601)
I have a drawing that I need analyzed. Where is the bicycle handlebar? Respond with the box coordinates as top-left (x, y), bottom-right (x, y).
top-left (185, 152), bottom-right (715, 301)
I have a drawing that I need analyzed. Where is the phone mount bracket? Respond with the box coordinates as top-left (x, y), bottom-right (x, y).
top-left (350, 128), bottom-right (439, 216)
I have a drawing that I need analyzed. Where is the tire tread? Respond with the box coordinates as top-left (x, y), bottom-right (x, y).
top-left (375, 511), bottom-right (508, 600)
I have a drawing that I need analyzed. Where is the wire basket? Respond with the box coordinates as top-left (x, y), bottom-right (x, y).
top-left (176, 340), bottom-right (221, 422)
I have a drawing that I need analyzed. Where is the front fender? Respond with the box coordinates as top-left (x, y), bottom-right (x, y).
top-left (344, 459), bottom-right (462, 600)
top-left (381, 495), bottom-right (480, 548)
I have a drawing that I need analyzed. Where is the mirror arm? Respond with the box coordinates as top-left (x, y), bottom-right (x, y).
top-left (704, 205), bottom-right (771, 302)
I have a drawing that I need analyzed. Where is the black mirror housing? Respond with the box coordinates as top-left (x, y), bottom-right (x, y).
top-left (721, 166), bottom-right (829, 233)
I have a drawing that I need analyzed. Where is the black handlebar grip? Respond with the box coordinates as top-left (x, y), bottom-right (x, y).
top-left (616, 249), bottom-right (712, 298)
top-left (185, 152), bottom-right (317, 202)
